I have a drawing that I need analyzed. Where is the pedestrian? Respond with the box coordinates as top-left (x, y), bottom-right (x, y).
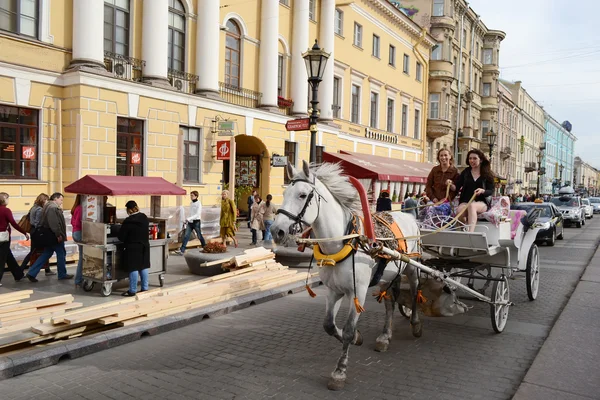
top-left (21, 193), bottom-right (55, 275)
top-left (250, 194), bottom-right (264, 245)
top-left (220, 190), bottom-right (238, 248)
top-left (118, 201), bottom-right (150, 296)
top-left (247, 189), bottom-right (256, 228)
top-left (0, 192), bottom-right (27, 286)
top-left (71, 195), bottom-right (84, 288)
top-left (402, 192), bottom-right (418, 219)
top-left (25, 192), bottom-right (74, 282)
top-left (376, 191), bottom-right (392, 212)
top-left (261, 194), bottom-right (277, 244)
top-left (174, 191), bottom-right (206, 255)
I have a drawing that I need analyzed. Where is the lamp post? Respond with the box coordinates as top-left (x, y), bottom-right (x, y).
top-left (302, 40), bottom-right (330, 164)
top-left (486, 126), bottom-right (497, 162)
top-left (559, 163), bottom-right (564, 189)
top-left (536, 151), bottom-right (545, 198)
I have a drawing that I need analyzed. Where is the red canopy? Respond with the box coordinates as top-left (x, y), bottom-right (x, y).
top-left (64, 175), bottom-right (186, 196)
top-left (323, 151), bottom-right (432, 183)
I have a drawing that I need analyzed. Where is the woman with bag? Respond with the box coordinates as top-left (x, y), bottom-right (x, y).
top-left (261, 194), bottom-right (277, 244)
top-left (21, 193), bottom-right (54, 275)
top-left (250, 194), bottom-right (264, 245)
top-left (219, 190), bottom-right (238, 248)
top-left (118, 201), bottom-right (150, 296)
top-left (0, 192), bottom-right (27, 285)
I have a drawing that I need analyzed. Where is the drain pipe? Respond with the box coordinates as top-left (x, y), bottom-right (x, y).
top-left (453, 2), bottom-right (467, 161)
top-left (468, 13), bottom-right (479, 133)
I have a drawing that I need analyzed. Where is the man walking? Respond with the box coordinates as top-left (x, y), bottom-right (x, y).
top-left (247, 189), bottom-right (256, 228)
top-left (25, 192), bottom-right (73, 282)
top-left (174, 191), bottom-right (206, 255)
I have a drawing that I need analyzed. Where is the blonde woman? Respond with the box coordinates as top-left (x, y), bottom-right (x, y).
top-left (220, 190), bottom-right (238, 248)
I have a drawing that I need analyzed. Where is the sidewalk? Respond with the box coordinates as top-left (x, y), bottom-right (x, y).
top-left (513, 242), bottom-right (600, 399)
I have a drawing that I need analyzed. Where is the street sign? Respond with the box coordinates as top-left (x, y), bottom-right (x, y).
top-left (272, 155), bottom-right (288, 167)
top-left (285, 118), bottom-right (310, 131)
top-left (217, 120), bottom-right (235, 136)
top-left (216, 140), bottom-right (231, 160)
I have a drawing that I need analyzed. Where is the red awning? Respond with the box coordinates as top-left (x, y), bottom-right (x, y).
top-left (64, 175), bottom-right (186, 196)
top-left (323, 151), bottom-right (432, 183)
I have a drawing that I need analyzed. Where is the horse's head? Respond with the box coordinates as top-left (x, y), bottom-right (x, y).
top-left (272, 160), bottom-right (320, 244)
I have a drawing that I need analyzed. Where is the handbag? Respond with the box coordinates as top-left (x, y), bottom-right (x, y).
top-left (0, 231), bottom-right (9, 242)
top-left (18, 213), bottom-right (32, 233)
top-left (31, 226), bottom-right (58, 248)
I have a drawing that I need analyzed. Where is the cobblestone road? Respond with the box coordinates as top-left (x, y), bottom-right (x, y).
top-left (1, 219), bottom-right (598, 400)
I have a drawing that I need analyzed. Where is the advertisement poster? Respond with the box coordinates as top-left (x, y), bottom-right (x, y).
top-left (85, 195), bottom-right (98, 222)
top-left (236, 156), bottom-right (258, 188)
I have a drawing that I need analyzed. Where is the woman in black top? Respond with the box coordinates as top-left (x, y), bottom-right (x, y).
top-left (376, 191), bottom-right (392, 212)
top-left (118, 201), bottom-right (150, 296)
top-left (446, 149), bottom-right (494, 232)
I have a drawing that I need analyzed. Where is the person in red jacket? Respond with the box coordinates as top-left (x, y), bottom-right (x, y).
top-left (0, 192), bottom-right (27, 285)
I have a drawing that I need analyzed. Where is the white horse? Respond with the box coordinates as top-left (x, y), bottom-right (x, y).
top-left (271, 161), bottom-right (422, 390)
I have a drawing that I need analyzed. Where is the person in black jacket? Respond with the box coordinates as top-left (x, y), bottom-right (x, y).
top-left (118, 201), bottom-right (150, 296)
top-left (376, 190), bottom-right (392, 212)
top-left (447, 148), bottom-right (495, 232)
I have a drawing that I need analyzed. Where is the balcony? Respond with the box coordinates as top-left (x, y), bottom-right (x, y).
top-left (429, 60), bottom-right (453, 82)
top-left (218, 82), bottom-right (262, 108)
top-left (168, 69), bottom-right (198, 94)
top-left (277, 96), bottom-right (294, 116)
top-left (104, 51), bottom-right (144, 82)
top-left (500, 146), bottom-right (512, 160)
top-left (426, 118), bottom-right (452, 140)
top-left (524, 161), bottom-right (537, 173)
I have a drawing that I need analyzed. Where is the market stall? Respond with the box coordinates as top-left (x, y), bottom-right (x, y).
top-left (64, 175), bottom-right (186, 296)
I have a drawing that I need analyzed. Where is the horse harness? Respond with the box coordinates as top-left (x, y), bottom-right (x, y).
top-left (275, 177), bottom-right (326, 236)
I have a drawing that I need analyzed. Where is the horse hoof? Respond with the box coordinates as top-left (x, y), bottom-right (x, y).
top-left (352, 330), bottom-right (363, 346)
top-left (374, 341), bottom-right (389, 352)
top-left (411, 322), bottom-right (423, 338)
top-left (328, 378), bottom-right (346, 391)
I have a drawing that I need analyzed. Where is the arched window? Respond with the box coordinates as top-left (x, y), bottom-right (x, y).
top-left (168, 0), bottom-right (186, 72)
top-left (225, 20), bottom-right (241, 87)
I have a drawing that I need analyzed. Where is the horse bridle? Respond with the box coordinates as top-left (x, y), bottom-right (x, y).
top-left (276, 177), bottom-right (325, 234)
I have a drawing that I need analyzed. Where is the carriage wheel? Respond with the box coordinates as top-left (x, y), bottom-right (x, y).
top-left (526, 244), bottom-right (540, 301)
top-left (490, 275), bottom-right (510, 333)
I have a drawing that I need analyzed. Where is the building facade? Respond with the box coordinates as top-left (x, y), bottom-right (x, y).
top-left (544, 114), bottom-right (576, 195)
top-left (0, 0), bottom-right (434, 213)
top-left (573, 157), bottom-right (598, 196)
top-left (496, 80), bottom-right (517, 192)
top-left (395, 0), bottom-right (505, 167)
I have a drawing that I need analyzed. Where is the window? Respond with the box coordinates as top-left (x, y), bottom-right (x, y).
top-left (353, 22), bottom-right (362, 48)
top-left (309, 0), bottom-right (316, 21)
top-left (284, 141), bottom-right (297, 184)
top-left (403, 54), bottom-right (409, 74)
top-left (370, 92), bottom-right (378, 128)
top-left (333, 77), bottom-right (341, 118)
top-left (461, 61), bottom-right (465, 82)
top-left (446, 94), bottom-right (451, 119)
top-left (453, 56), bottom-right (457, 77)
top-left (462, 28), bottom-right (467, 47)
top-left (182, 127), bottom-right (201, 182)
top-left (116, 117), bottom-right (144, 177)
top-left (476, 43), bottom-right (479, 60)
top-left (351, 84), bottom-right (360, 123)
top-left (414, 109), bottom-right (421, 140)
top-left (168, 0), bottom-right (186, 72)
top-left (104, 0), bottom-right (130, 56)
top-left (315, 145), bottom-right (325, 165)
top-left (277, 54), bottom-right (284, 97)
top-left (401, 104), bottom-right (408, 136)
top-left (372, 34), bottom-right (380, 58)
top-left (433, 0), bottom-right (444, 17)
top-left (389, 44), bottom-right (396, 66)
top-left (225, 20), bottom-right (241, 87)
top-left (483, 82), bottom-right (491, 97)
top-left (483, 48), bottom-right (493, 64)
top-left (334, 8), bottom-right (343, 35)
top-left (481, 120), bottom-right (490, 135)
top-left (0, 106), bottom-right (38, 179)
top-left (0, 0), bottom-right (38, 37)
top-left (431, 43), bottom-right (442, 60)
top-left (386, 98), bottom-right (394, 132)
top-left (429, 94), bottom-right (440, 119)
top-left (416, 62), bottom-right (422, 81)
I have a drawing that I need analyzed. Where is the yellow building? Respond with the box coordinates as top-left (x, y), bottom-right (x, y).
top-left (0, 0), bottom-right (434, 213)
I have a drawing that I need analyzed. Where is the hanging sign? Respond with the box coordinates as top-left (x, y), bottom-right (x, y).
top-left (216, 140), bottom-right (231, 160)
top-left (131, 152), bottom-right (141, 165)
top-left (217, 120), bottom-right (235, 136)
top-left (22, 146), bottom-right (35, 160)
top-left (272, 156), bottom-right (288, 167)
top-left (285, 118), bottom-right (310, 131)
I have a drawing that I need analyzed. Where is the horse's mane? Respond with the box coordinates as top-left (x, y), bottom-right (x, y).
top-left (296, 162), bottom-right (362, 215)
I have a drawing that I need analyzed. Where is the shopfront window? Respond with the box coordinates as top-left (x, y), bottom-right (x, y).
top-left (116, 117), bottom-right (144, 176)
top-left (182, 126), bottom-right (201, 182)
top-left (0, 106), bottom-right (38, 179)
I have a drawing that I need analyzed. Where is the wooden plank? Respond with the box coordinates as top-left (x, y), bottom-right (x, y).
top-left (200, 256), bottom-right (234, 267)
top-left (0, 302), bottom-right (82, 322)
top-left (0, 330), bottom-right (40, 348)
top-left (134, 288), bottom-right (163, 300)
top-left (0, 295), bottom-right (74, 315)
top-left (0, 290), bottom-right (33, 305)
top-left (51, 297), bottom-right (139, 324)
top-left (62, 304), bottom-right (137, 325)
top-left (31, 321), bottom-right (91, 336)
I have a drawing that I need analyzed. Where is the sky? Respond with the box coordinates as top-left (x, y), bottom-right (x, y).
top-left (467, 0), bottom-right (600, 168)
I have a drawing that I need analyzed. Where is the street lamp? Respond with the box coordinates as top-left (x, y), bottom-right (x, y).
top-left (486, 126), bottom-right (497, 161)
top-left (559, 163), bottom-right (564, 188)
top-left (536, 151), bottom-right (543, 198)
top-left (302, 40), bottom-right (330, 164)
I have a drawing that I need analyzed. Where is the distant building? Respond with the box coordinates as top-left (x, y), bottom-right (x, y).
top-left (545, 114), bottom-right (577, 194)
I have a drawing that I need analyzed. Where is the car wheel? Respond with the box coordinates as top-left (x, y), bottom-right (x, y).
top-left (547, 229), bottom-right (556, 246)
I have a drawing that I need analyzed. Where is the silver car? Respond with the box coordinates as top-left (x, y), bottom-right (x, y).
top-left (582, 198), bottom-right (594, 219)
top-left (551, 195), bottom-right (585, 228)
top-left (590, 197), bottom-right (600, 214)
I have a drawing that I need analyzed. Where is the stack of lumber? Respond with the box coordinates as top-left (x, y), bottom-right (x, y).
top-left (0, 249), bottom-right (318, 354)
top-left (206, 247), bottom-right (276, 271)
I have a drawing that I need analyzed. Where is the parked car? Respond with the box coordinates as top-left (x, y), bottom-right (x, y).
top-left (511, 202), bottom-right (564, 246)
top-left (582, 198), bottom-right (594, 219)
top-left (550, 191), bottom-right (585, 228)
top-left (590, 197), bottom-right (600, 214)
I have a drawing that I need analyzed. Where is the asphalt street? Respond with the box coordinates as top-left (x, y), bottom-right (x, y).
top-left (1, 217), bottom-right (598, 400)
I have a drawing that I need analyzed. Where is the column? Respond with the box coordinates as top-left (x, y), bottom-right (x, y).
top-left (290, 0), bottom-right (309, 115)
top-left (196, 0), bottom-right (220, 96)
top-left (70, 0), bottom-right (104, 68)
top-left (317, 0), bottom-right (335, 120)
top-left (258, 0), bottom-right (279, 108)
top-left (142, 0), bottom-right (169, 83)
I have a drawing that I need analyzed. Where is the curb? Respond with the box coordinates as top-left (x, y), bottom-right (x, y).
top-left (0, 278), bottom-right (322, 380)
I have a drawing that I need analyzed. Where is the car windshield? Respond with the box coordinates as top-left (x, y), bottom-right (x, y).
top-left (590, 197), bottom-right (600, 204)
top-left (551, 197), bottom-right (579, 207)
top-left (582, 199), bottom-right (590, 206)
